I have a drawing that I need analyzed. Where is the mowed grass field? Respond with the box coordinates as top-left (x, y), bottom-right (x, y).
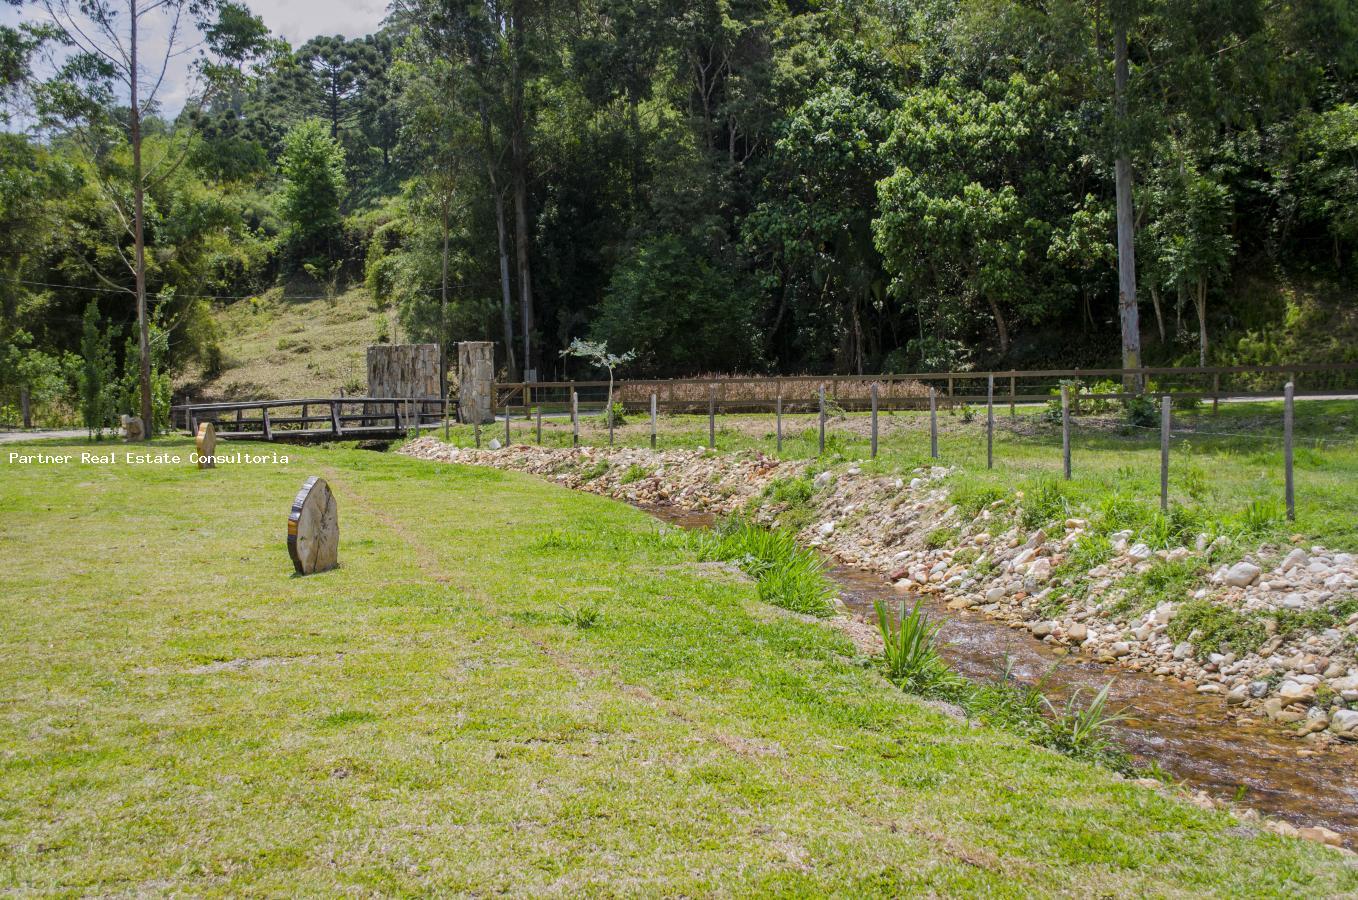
top-left (471, 398), bottom-right (1358, 550)
top-left (2, 439), bottom-right (1356, 895)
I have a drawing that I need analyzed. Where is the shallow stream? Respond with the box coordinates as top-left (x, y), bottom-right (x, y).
top-left (647, 505), bottom-right (1358, 841)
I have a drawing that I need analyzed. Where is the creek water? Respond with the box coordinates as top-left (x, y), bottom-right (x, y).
top-left (646, 505), bottom-right (1358, 841)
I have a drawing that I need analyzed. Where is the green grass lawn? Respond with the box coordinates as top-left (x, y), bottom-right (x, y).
top-left (2, 438), bottom-right (1356, 895)
top-left (466, 399), bottom-right (1358, 550)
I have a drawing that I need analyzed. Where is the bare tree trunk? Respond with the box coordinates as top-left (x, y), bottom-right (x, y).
top-left (985, 295), bottom-right (1011, 355)
top-left (440, 202), bottom-right (449, 398)
top-left (494, 191), bottom-right (517, 379)
top-left (1195, 279), bottom-right (1208, 367)
top-left (509, 1), bottom-right (534, 376)
top-left (1113, 17), bottom-right (1142, 390)
top-left (1149, 283), bottom-right (1166, 343)
top-left (130, 0), bottom-right (152, 437)
top-left (479, 103), bottom-right (517, 381)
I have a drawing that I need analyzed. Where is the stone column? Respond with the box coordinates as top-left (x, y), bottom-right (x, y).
top-left (457, 341), bottom-right (495, 424)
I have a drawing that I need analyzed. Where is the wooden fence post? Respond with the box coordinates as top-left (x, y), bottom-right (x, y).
top-left (708, 385), bottom-right (716, 449)
top-left (1010, 374), bottom-right (1016, 418)
top-left (1160, 395), bottom-right (1171, 511)
top-left (505, 407), bottom-right (512, 446)
top-left (607, 400), bottom-right (614, 446)
top-left (536, 402), bottom-right (542, 445)
top-left (444, 394), bottom-right (450, 442)
top-left (986, 374), bottom-right (994, 469)
top-left (331, 401), bottom-right (342, 438)
top-left (650, 393), bottom-right (657, 449)
top-left (929, 387), bottom-right (938, 459)
top-left (818, 385), bottom-right (826, 455)
top-left (1061, 384), bottom-right (1071, 480)
top-left (475, 416), bottom-right (481, 448)
top-left (776, 393), bottom-right (783, 453)
top-left (1284, 382), bottom-right (1295, 521)
top-left (870, 382), bottom-right (879, 459)
top-left (571, 391), bottom-right (579, 447)
top-left (1212, 372), bottom-right (1220, 415)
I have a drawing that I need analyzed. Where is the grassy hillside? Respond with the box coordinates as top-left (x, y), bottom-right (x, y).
top-left (2, 437), bottom-right (1355, 893)
top-left (177, 281), bottom-right (395, 402)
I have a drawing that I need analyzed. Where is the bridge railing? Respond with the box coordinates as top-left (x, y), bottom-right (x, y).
top-left (172, 397), bottom-right (446, 441)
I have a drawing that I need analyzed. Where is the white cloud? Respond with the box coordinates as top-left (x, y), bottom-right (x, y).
top-left (244, 0), bottom-right (389, 47)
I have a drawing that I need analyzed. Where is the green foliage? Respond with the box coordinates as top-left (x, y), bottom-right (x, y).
top-left (1167, 600), bottom-right (1270, 660)
top-left (593, 234), bottom-right (759, 375)
top-left (620, 463), bottom-right (648, 485)
top-left (557, 602), bottom-right (601, 629)
top-left (579, 459), bottom-right (610, 482)
top-left (1235, 499), bottom-right (1284, 537)
top-left (925, 527), bottom-right (958, 550)
top-left (279, 119), bottom-right (346, 254)
top-left (1040, 681), bottom-right (1128, 760)
top-left (1020, 478), bottom-right (1072, 530)
top-left (78, 301), bottom-right (117, 437)
top-left (875, 600), bottom-right (959, 694)
top-left (1112, 558), bottom-right (1203, 620)
top-left (1123, 394), bottom-right (1157, 429)
top-left (950, 481), bottom-right (1006, 518)
top-left (691, 520), bottom-right (836, 618)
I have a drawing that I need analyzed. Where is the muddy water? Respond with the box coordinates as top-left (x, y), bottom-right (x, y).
top-left (646, 505), bottom-right (1358, 840)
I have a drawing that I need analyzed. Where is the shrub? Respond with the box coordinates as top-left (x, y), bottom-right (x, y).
top-left (1123, 393), bottom-right (1157, 428)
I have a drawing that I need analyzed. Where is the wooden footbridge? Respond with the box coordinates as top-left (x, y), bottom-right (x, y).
top-left (173, 397), bottom-right (446, 442)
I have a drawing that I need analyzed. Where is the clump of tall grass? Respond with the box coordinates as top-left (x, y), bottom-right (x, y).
top-left (874, 600), bottom-right (961, 695)
top-left (691, 519), bottom-right (837, 617)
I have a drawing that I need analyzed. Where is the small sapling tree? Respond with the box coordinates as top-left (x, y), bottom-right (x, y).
top-left (561, 339), bottom-right (635, 423)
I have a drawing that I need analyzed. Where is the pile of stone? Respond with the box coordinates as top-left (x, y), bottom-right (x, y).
top-left (399, 436), bottom-right (1358, 741)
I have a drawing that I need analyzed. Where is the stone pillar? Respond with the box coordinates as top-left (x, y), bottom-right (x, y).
top-left (457, 341), bottom-right (495, 424)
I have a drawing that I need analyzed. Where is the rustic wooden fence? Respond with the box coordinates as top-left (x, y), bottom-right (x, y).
top-left (493, 362), bottom-right (1358, 418)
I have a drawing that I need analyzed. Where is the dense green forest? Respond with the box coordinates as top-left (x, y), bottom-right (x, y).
top-left (2, 0), bottom-right (1356, 429)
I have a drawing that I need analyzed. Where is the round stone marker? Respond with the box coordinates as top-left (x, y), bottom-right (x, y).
top-left (120, 414), bottom-right (145, 441)
top-left (195, 421), bottom-right (217, 468)
top-left (287, 476), bottom-right (339, 575)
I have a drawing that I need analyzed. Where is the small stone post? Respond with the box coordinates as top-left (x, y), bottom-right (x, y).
top-left (456, 341), bottom-right (494, 425)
